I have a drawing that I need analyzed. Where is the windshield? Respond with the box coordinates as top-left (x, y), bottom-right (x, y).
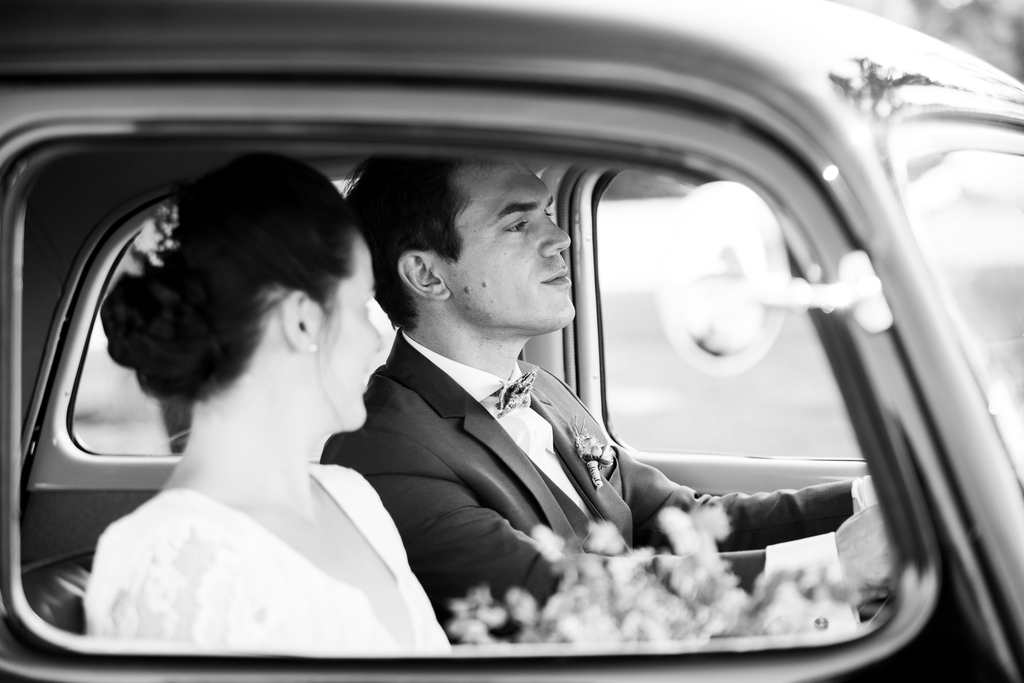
top-left (904, 148), bottom-right (1024, 474)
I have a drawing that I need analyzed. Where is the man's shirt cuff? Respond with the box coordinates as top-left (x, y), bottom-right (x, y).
top-left (764, 532), bottom-right (859, 633)
top-left (851, 475), bottom-right (878, 513)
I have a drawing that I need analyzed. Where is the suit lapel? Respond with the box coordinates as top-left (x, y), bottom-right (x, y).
top-left (461, 402), bottom-right (583, 551)
top-left (529, 382), bottom-right (634, 547)
top-left (538, 467), bottom-right (591, 540)
top-left (386, 335), bottom-right (583, 551)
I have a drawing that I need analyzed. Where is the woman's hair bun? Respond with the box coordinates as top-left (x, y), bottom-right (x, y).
top-left (101, 254), bottom-right (222, 401)
top-left (99, 153), bottom-right (361, 404)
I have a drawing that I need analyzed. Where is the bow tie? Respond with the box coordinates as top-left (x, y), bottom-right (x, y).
top-left (491, 368), bottom-right (538, 418)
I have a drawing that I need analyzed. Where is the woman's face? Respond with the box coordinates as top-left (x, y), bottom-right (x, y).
top-left (318, 237), bottom-right (381, 432)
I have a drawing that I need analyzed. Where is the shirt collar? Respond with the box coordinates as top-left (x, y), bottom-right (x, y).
top-left (401, 331), bottom-right (522, 404)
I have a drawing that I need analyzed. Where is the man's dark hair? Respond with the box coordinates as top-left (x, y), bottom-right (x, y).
top-left (345, 157), bottom-right (467, 330)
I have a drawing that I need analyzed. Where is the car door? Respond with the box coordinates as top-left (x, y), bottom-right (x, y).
top-left (3, 0), bottom-right (1024, 680)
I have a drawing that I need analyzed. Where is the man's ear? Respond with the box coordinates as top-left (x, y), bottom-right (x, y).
top-left (279, 290), bottom-right (325, 353)
top-left (398, 250), bottom-right (451, 302)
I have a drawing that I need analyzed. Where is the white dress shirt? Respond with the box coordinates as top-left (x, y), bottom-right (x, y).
top-left (403, 333), bottom-right (589, 514)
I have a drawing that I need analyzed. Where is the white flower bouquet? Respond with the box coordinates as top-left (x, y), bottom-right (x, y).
top-left (446, 506), bottom-right (853, 645)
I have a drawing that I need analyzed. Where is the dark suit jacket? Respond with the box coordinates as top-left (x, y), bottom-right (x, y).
top-left (322, 334), bottom-right (853, 612)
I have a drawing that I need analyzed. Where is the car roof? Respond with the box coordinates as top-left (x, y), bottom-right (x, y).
top-left (2, 0), bottom-right (1021, 101)
top-left (2, 0), bottom-right (1023, 188)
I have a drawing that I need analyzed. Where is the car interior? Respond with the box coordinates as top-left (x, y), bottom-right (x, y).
top-left (15, 138), bottom-right (883, 654)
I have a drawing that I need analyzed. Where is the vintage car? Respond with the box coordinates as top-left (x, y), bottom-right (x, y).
top-left (2, 0), bottom-right (1024, 680)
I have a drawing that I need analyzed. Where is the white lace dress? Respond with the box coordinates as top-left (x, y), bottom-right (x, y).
top-left (84, 465), bottom-right (450, 656)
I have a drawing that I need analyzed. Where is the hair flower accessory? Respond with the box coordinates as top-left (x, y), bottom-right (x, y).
top-left (572, 414), bottom-right (614, 490)
top-left (139, 200), bottom-right (181, 267)
top-left (154, 200), bottom-right (180, 242)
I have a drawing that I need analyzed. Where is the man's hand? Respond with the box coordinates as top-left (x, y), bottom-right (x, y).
top-left (836, 506), bottom-right (894, 605)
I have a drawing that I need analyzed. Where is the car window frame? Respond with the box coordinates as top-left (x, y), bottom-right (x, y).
top-left (887, 118), bottom-right (1024, 660)
top-left (3, 82), bottom-right (940, 676)
top-left (577, 166), bottom-right (872, 467)
top-left (29, 197), bottom-right (183, 491)
top-left (566, 153), bottom-right (884, 494)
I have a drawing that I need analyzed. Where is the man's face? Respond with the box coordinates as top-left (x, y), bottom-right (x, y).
top-left (438, 159), bottom-right (575, 341)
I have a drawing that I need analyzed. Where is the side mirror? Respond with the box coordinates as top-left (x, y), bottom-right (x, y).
top-left (659, 250), bottom-right (893, 376)
top-left (658, 272), bottom-right (785, 376)
top-left (596, 174), bottom-right (893, 378)
top-left (648, 181), bottom-right (789, 377)
top-left (647, 181), bottom-right (897, 376)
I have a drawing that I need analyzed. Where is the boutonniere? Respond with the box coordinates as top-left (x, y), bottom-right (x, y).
top-left (571, 414), bottom-right (614, 490)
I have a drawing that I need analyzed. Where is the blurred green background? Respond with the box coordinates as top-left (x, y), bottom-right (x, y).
top-left (830, 0), bottom-right (1024, 80)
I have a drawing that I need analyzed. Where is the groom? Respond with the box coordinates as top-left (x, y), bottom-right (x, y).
top-left (322, 156), bottom-right (891, 619)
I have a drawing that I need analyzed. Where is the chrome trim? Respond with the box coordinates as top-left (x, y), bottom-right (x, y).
top-left (569, 171), bottom-right (603, 415)
top-left (750, 250), bottom-right (894, 333)
top-left (637, 452), bottom-right (870, 496)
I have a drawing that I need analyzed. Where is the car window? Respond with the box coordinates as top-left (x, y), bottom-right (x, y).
top-left (72, 215), bottom-right (181, 455)
top-left (595, 170), bottom-right (862, 459)
top-left (72, 211), bottom-right (396, 457)
top-left (21, 146), bottom-right (893, 665)
top-left (903, 148), bottom-right (1024, 468)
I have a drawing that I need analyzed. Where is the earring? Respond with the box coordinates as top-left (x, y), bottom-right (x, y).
top-left (308, 343), bottom-right (319, 353)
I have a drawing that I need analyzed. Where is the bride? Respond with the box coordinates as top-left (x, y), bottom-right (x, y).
top-left (84, 154), bottom-right (450, 655)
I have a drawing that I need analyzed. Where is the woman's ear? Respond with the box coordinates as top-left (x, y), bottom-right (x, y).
top-left (280, 291), bottom-right (325, 353)
top-left (398, 251), bottom-right (450, 302)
